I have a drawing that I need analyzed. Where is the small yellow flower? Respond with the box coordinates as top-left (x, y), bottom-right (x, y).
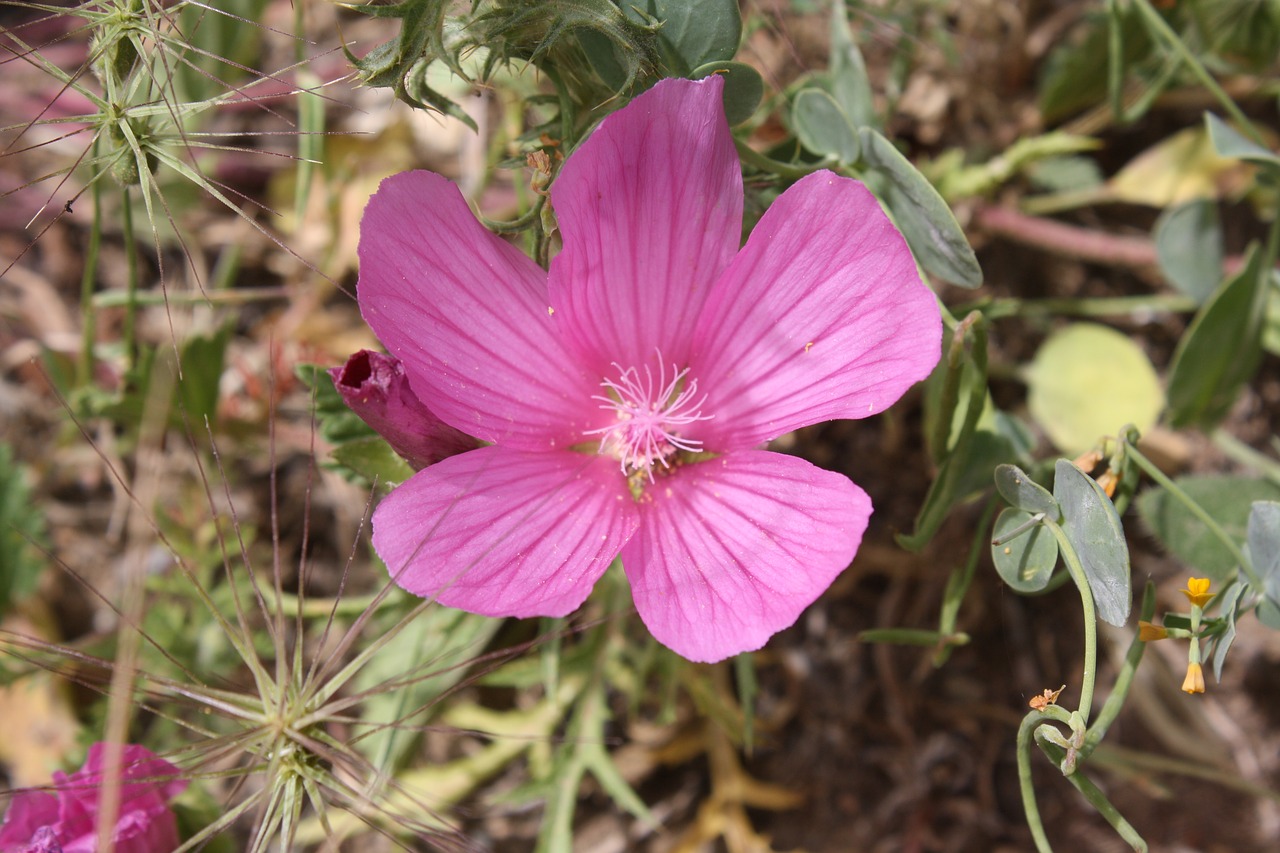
top-left (1181, 662), bottom-right (1205, 694)
top-left (1138, 620), bottom-right (1168, 642)
top-left (1181, 577), bottom-right (1213, 608)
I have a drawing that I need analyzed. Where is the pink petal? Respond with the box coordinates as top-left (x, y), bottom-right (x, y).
top-left (0, 791), bottom-right (58, 847)
top-left (329, 350), bottom-right (478, 470)
top-left (548, 76), bottom-right (742, 373)
top-left (373, 447), bottom-right (639, 617)
top-left (358, 171), bottom-right (603, 451)
top-left (622, 450), bottom-right (869, 662)
top-left (688, 172), bottom-right (942, 451)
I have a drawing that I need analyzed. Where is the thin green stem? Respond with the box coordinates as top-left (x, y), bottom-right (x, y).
top-left (78, 153), bottom-right (105, 386)
top-left (955, 293), bottom-right (1198, 321)
top-left (1064, 770), bottom-right (1149, 851)
top-left (120, 184), bottom-right (139, 374)
top-left (733, 138), bottom-right (819, 179)
top-left (1126, 443), bottom-right (1260, 588)
top-left (1211, 428), bottom-right (1280, 486)
top-left (1017, 713), bottom-right (1055, 853)
top-left (1044, 519), bottom-right (1098, 724)
top-left (1083, 582), bottom-right (1156, 757)
top-left (1132, 0), bottom-right (1265, 146)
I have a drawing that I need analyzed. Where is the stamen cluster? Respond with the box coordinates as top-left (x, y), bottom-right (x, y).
top-left (586, 358), bottom-right (711, 480)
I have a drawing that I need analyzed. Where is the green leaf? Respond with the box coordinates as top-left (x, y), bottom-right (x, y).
top-left (827, 0), bottom-right (875, 129)
top-left (1167, 245), bottom-right (1268, 429)
top-left (294, 364), bottom-right (376, 445)
top-left (1139, 476), bottom-right (1280, 583)
top-left (792, 88), bottom-right (859, 164)
top-left (1025, 155), bottom-right (1104, 193)
top-left (1153, 200), bottom-right (1222, 304)
top-left (992, 508), bottom-right (1059, 593)
top-left (176, 324), bottom-right (231, 427)
top-left (899, 315), bottom-right (998, 550)
top-left (995, 464), bottom-right (1060, 519)
top-left (1210, 581), bottom-right (1246, 681)
top-left (1248, 500), bottom-right (1280, 604)
top-left (858, 128), bottom-right (982, 288)
top-left (691, 61), bottom-right (762, 125)
top-left (1054, 459), bottom-right (1131, 626)
top-left (1026, 323), bottom-right (1164, 455)
top-left (332, 436), bottom-right (415, 487)
top-left (1205, 112), bottom-right (1280, 169)
top-left (630, 0), bottom-right (740, 75)
top-left (0, 443), bottom-right (46, 614)
top-left (354, 605), bottom-right (502, 770)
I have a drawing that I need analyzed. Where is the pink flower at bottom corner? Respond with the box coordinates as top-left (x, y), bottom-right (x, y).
top-left (0, 743), bottom-right (187, 853)
top-left (352, 75), bottom-right (943, 663)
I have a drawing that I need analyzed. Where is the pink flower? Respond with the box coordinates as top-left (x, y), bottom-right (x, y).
top-left (355, 76), bottom-right (941, 662)
top-left (0, 743), bottom-right (187, 853)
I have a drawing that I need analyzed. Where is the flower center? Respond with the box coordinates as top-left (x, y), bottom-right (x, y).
top-left (586, 358), bottom-right (711, 481)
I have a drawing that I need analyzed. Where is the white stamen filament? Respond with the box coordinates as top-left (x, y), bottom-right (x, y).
top-left (585, 357), bottom-right (712, 480)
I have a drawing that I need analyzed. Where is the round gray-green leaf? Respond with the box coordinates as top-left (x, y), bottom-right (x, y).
top-left (692, 61), bottom-right (763, 125)
top-left (1154, 200), bottom-right (1222, 304)
top-left (992, 507), bottom-right (1059, 593)
top-left (1138, 475), bottom-right (1280, 583)
top-left (995, 464), bottom-right (1060, 519)
top-left (1026, 323), bottom-right (1163, 456)
top-left (629, 0), bottom-right (740, 75)
top-left (1054, 459), bottom-right (1132, 627)
top-left (792, 88), bottom-right (859, 164)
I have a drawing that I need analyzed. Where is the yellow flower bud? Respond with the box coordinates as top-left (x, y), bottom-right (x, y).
top-left (1138, 620), bottom-right (1168, 642)
top-left (1181, 662), bottom-right (1205, 694)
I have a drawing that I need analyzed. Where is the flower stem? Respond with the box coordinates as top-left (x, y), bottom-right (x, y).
top-left (956, 293), bottom-right (1197, 321)
top-left (733, 139), bottom-right (819, 179)
top-left (1044, 519), bottom-right (1098, 725)
top-left (1082, 582), bottom-right (1155, 757)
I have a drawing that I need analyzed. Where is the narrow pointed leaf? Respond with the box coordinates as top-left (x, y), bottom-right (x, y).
top-left (858, 128), bottom-right (982, 288)
top-left (1210, 581), bottom-right (1246, 681)
top-left (1205, 112), bottom-right (1280, 169)
top-left (1054, 459), bottom-right (1131, 626)
top-left (1167, 245), bottom-right (1267, 429)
